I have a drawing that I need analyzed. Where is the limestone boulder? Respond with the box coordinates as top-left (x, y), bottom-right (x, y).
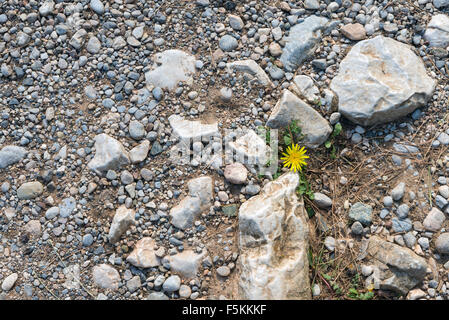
top-left (330, 36), bottom-right (435, 126)
top-left (238, 172), bottom-right (311, 299)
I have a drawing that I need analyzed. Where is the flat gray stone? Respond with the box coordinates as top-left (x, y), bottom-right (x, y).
top-left (266, 89), bottom-right (332, 148)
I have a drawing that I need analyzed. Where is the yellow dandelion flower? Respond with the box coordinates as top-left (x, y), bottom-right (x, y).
top-left (281, 143), bottom-right (309, 173)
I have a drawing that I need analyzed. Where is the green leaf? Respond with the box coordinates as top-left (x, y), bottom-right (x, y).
top-left (324, 140), bottom-right (332, 149)
top-left (283, 135), bottom-right (292, 146)
top-left (333, 123), bottom-right (342, 136)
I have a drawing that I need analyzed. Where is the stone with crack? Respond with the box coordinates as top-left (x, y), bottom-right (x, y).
top-left (360, 236), bottom-right (427, 295)
top-left (238, 172), bottom-right (311, 299)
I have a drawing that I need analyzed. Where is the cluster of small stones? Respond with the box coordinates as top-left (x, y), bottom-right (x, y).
top-left (1, 0), bottom-right (449, 301)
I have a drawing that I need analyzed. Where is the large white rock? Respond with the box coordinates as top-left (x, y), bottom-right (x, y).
top-left (145, 49), bottom-right (196, 90)
top-left (87, 134), bottom-right (130, 176)
top-left (266, 89), bottom-right (332, 148)
top-left (108, 206), bottom-right (136, 244)
top-left (238, 172), bottom-right (311, 299)
top-left (226, 60), bottom-right (273, 87)
top-left (424, 14), bottom-right (449, 48)
top-left (330, 36), bottom-right (436, 126)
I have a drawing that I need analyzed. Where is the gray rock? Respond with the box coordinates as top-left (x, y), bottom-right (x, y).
top-left (435, 233), bottom-right (449, 254)
top-left (362, 236), bottom-right (427, 295)
top-left (86, 36), bottom-right (101, 54)
top-left (17, 181), bottom-right (44, 200)
top-left (168, 250), bottom-right (205, 278)
top-left (351, 221), bottom-right (364, 235)
top-left (169, 115), bottom-right (219, 141)
top-left (219, 35), bottom-right (238, 52)
top-left (313, 192), bottom-right (333, 209)
top-left (179, 285), bottom-right (191, 298)
top-left (59, 197), bottom-right (76, 218)
top-left (129, 140), bottom-right (150, 164)
top-left (126, 276), bottom-right (141, 293)
top-left (1, 273), bottom-right (18, 291)
top-left (224, 163), bottom-right (248, 184)
top-left (170, 196), bottom-right (201, 230)
top-left (266, 89), bottom-right (332, 148)
top-left (392, 143), bottom-right (420, 154)
top-left (187, 176), bottom-right (213, 209)
top-left (290, 75), bottom-right (320, 104)
top-left (280, 16), bottom-right (331, 72)
top-left (216, 266), bottom-right (231, 277)
top-left (423, 207), bottom-right (445, 232)
top-left (348, 202), bottom-right (372, 226)
top-left (434, 0), bottom-right (449, 8)
top-left (147, 292), bottom-right (169, 300)
top-left (163, 275), bottom-right (181, 292)
top-left (391, 182), bottom-right (406, 201)
top-left (229, 14), bottom-right (244, 30)
top-left (330, 36), bottom-right (435, 126)
top-left (88, 134), bottom-right (130, 176)
top-left (397, 204), bottom-right (410, 219)
top-left (129, 120), bottom-right (145, 140)
top-left (90, 0), bottom-right (104, 15)
top-left (126, 238), bottom-right (160, 268)
top-left (92, 264), bottom-right (120, 290)
top-left (226, 60), bottom-right (273, 87)
top-left (424, 14), bottom-right (449, 47)
top-left (108, 206), bottom-right (136, 244)
top-left (39, 1), bottom-right (54, 16)
top-left (0, 146), bottom-right (27, 169)
top-left (392, 218), bottom-right (413, 233)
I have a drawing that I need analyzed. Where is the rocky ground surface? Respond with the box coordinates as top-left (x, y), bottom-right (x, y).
top-left (2, 0), bottom-right (449, 300)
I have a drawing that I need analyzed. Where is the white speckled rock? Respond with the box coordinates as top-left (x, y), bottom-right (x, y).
top-left (238, 172), bottom-right (311, 299)
top-left (126, 238), bottom-right (161, 268)
top-left (145, 50), bottom-right (196, 90)
top-left (330, 36), bottom-right (435, 126)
